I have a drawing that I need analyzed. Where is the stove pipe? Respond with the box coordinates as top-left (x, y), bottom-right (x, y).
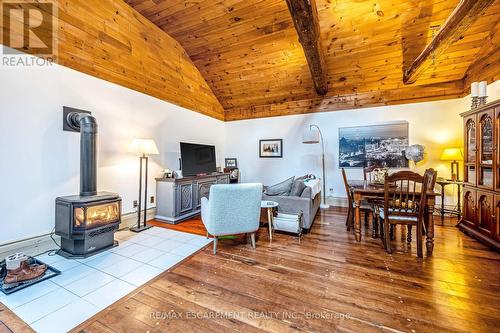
top-left (66, 112), bottom-right (98, 196)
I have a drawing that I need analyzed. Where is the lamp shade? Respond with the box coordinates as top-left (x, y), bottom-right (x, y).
top-left (130, 138), bottom-right (159, 155)
top-left (440, 148), bottom-right (463, 161)
top-left (302, 127), bottom-right (320, 144)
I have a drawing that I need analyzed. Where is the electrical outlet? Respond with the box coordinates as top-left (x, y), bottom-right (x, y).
top-left (150, 196), bottom-right (154, 204)
top-left (133, 200), bottom-right (138, 208)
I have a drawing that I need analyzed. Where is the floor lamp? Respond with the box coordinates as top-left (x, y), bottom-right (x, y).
top-left (302, 124), bottom-right (330, 208)
top-left (130, 138), bottom-right (159, 232)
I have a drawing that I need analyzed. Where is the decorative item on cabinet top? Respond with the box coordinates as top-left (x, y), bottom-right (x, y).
top-left (470, 81), bottom-right (488, 109)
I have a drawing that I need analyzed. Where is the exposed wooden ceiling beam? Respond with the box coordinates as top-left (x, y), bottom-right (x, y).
top-left (403, 0), bottom-right (496, 85)
top-left (285, 0), bottom-right (328, 95)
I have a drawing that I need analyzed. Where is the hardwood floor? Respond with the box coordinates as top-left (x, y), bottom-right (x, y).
top-left (70, 208), bottom-right (500, 333)
top-left (0, 303), bottom-right (32, 333)
top-left (1, 209), bottom-right (498, 332)
top-left (149, 217), bottom-right (208, 236)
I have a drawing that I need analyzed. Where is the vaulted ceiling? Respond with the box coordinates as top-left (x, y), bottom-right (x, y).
top-left (125, 0), bottom-right (500, 120)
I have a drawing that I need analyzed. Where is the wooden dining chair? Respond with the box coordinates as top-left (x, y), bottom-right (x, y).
top-left (362, 165), bottom-right (387, 236)
top-left (378, 169), bottom-right (436, 258)
top-left (341, 168), bottom-right (372, 231)
top-left (406, 168), bottom-right (437, 242)
top-left (363, 165), bottom-right (383, 182)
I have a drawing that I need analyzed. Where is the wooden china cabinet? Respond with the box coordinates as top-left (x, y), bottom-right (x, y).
top-left (459, 99), bottom-right (500, 251)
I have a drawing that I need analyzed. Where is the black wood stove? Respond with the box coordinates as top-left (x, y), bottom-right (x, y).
top-left (55, 107), bottom-right (121, 258)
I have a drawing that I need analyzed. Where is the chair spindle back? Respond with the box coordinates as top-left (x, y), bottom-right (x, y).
top-left (383, 171), bottom-right (430, 221)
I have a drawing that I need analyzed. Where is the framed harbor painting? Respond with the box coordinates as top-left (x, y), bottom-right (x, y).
top-left (339, 122), bottom-right (409, 168)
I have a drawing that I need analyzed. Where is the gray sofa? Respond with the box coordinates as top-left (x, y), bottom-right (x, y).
top-left (262, 186), bottom-right (320, 231)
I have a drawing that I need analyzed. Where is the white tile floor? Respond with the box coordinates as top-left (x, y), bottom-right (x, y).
top-left (0, 227), bottom-right (211, 333)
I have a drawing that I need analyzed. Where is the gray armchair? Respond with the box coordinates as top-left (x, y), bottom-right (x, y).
top-left (201, 183), bottom-right (263, 254)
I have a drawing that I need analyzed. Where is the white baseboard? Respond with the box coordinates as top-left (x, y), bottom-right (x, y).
top-left (0, 208), bottom-right (157, 259)
top-left (121, 208), bottom-right (157, 230)
top-left (326, 196), bottom-right (349, 207)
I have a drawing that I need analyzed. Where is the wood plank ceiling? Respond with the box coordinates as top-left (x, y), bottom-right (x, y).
top-left (1, 0), bottom-right (225, 120)
top-left (125, 0), bottom-right (500, 121)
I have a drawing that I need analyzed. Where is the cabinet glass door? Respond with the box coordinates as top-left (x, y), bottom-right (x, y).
top-left (496, 109), bottom-right (500, 191)
top-left (464, 117), bottom-right (476, 185)
top-left (478, 113), bottom-right (494, 189)
top-left (466, 119), bottom-right (476, 163)
top-left (481, 116), bottom-right (493, 164)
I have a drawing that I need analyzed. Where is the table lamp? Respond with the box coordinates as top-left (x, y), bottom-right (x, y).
top-left (130, 138), bottom-right (159, 232)
top-left (440, 148), bottom-right (463, 181)
top-left (302, 124), bottom-right (329, 208)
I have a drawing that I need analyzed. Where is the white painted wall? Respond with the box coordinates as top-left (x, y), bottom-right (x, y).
top-left (225, 80), bottom-right (500, 206)
top-left (0, 63), bottom-right (226, 244)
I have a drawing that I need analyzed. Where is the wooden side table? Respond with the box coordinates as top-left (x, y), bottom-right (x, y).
top-left (436, 179), bottom-right (463, 222)
top-left (261, 201), bottom-right (278, 241)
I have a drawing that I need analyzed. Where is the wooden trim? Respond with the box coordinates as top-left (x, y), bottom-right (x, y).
top-left (403, 0), bottom-right (496, 84)
top-left (225, 80), bottom-right (464, 121)
top-left (458, 220), bottom-right (500, 251)
top-left (285, 0), bottom-right (327, 95)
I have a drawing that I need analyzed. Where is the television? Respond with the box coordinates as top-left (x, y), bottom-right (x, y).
top-left (180, 142), bottom-right (217, 176)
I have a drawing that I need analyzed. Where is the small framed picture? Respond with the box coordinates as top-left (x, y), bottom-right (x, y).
top-left (259, 139), bottom-right (283, 158)
top-left (225, 158), bottom-right (238, 169)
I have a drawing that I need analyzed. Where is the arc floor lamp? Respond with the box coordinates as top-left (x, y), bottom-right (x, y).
top-left (302, 124), bottom-right (329, 208)
top-left (130, 138), bottom-right (159, 232)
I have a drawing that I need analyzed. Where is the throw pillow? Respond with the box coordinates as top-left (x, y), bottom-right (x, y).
top-left (296, 175), bottom-right (308, 181)
top-left (297, 174), bottom-right (316, 182)
top-left (289, 180), bottom-right (306, 197)
top-left (264, 176), bottom-right (295, 196)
